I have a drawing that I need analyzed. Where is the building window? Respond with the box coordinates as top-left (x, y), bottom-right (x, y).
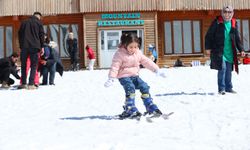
top-left (44, 24), bottom-right (79, 58)
top-left (237, 19), bottom-right (250, 52)
top-left (164, 20), bottom-right (201, 55)
top-left (0, 26), bottom-right (13, 58)
top-left (6, 26), bottom-right (13, 57)
top-left (193, 21), bottom-right (201, 53)
top-left (233, 19), bottom-right (250, 52)
top-left (0, 26), bottom-right (3, 58)
top-left (107, 32), bottom-right (120, 50)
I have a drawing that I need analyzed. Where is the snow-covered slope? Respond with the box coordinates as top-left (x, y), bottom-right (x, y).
top-left (1, 66), bottom-right (250, 150)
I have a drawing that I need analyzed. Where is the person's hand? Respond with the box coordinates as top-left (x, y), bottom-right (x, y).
top-left (40, 47), bottom-right (44, 56)
top-left (241, 51), bottom-right (246, 57)
top-left (104, 78), bottom-right (115, 88)
top-left (156, 69), bottom-right (166, 78)
top-left (206, 49), bottom-right (211, 57)
top-left (40, 60), bottom-right (47, 65)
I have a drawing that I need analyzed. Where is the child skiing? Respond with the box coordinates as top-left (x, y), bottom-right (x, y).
top-left (104, 33), bottom-right (166, 119)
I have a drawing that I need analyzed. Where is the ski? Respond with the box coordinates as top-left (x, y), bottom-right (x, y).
top-left (146, 112), bottom-right (174, 123)
top-left (114, 111), bottom-right (174, 122)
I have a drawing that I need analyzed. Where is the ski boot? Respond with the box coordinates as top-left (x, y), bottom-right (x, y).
top-left (118, 107), bottom-right (142, 120)
top-left (118, 97), bottom-right (141, 120)
top-left (142, 95), bottom-right (162, 118)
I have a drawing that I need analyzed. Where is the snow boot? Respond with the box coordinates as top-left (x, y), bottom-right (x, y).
top-left (118, 96), bottom-right (141, 119)
top-left (1, 81), bottom-right (10, 89)
top-left (142, 94), bottom-right (162, 116)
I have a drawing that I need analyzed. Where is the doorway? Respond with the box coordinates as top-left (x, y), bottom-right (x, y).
top-left (99, 29), bottom-right (144, 68)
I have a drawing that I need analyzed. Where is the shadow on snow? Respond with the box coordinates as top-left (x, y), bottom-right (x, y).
top-left (60, 115), bottom-right (117, 121)
top-left (155, 92), bottom-right (215, 97)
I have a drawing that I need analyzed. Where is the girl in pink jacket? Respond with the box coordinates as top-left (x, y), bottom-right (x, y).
top-left (104, 33), bottom-right (166, 119)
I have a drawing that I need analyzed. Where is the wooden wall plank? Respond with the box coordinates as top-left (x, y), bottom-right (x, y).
top-left (1, 0), bottom-right (250, 17)
top-left (0, 0), bottom-right (79, 16)
top-left (80, 0), bottom-right (156, 13)
top-left (80, 0), bottom-right (250, 13)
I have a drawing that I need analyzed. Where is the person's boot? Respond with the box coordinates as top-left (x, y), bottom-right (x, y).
top-left (118, 97), bottom-right (141, 119)
top-left (18, 84), bottom-right (27, 89)
top-left (1, 81), bottom-right (10, 89)
top-left (142, 94), bottom-right (162, 116)
top-left (27, 84), bottom-right (38, 90)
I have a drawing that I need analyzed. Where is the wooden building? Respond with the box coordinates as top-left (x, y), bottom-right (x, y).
top-left (0, 0), bottom-right (250, 69)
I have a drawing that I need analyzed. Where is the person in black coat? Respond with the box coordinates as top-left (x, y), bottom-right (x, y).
top-left (174, 58), bottom-right (185, 67)
top-left (0, 52), bottom-right (21, 88)
top-left (66, 32), bottom-right (78, 71)
top-left (18, 12), bottom-right (45, 89)
top-left (205, 5), bottom-right (245, 95)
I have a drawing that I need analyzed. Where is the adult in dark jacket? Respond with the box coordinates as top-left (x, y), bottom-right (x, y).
top-left (66, 32), bottom-right (78, 71)
top-left (205, 6), bottom-right (245, 95)
top-left (18, 12), bottom-right (45, 89)
top-left (0, 52), bottom-right (21, 88)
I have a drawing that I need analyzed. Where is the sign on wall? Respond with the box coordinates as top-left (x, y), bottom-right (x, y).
top-left (97, 13), bottom-right (144, 27)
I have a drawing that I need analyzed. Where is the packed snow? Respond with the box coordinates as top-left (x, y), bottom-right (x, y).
top-left (1, 65), bottom-right (250, 150)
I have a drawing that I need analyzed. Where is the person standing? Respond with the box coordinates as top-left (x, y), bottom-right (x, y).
top-left (0, 52), bottom-right (20, 89)
top-left (148, 44), bottom-right (158, 63)
top-left (85, 45), bottom-right (95, 70)
top-left (66, 32), bottom-right (78, 71)
top-left (205, 5), bottom-right (245, 95)
top-left (18, 12), bottom-right (45, 89)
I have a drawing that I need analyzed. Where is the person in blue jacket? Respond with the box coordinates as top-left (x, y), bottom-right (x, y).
top-left (40, 37), bottom-right (63, 85)
top-left (149, 44), bottom-right (158, 63)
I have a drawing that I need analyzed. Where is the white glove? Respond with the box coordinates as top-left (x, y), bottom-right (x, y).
top-left (104, 78), bottom-right (115, 88)
top-left (156, 69), bottom-right (166, 78)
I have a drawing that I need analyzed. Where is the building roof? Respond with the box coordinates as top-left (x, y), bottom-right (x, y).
top-left (0, 0), bottom-right (250, 16)
top-left (0, 0), bottom-right (79, 16)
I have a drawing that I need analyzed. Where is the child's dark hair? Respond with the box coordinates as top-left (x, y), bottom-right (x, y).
top-left (11, 52), bottom-right (19, 58)
top-left (44, 35), bottom-right (50, 44)
top-left (120, 33), bottom-right (140, 48)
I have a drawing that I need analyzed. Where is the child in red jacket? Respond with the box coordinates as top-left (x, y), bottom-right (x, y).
top-left (86, 45), bottom-right (95, 70)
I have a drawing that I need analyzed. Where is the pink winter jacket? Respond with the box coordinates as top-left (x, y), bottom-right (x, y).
top-left (109, 47), bottom-right (159, 79)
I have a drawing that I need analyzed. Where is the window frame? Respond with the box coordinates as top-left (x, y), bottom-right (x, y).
top-left (43, 23), bottom-right (79, 58)
top-left (163, 19), bottom-right (202, 55)
top-left (237, 19), bottom-right (250, 52)
top-left (0, 25), bottom-right (13, 58)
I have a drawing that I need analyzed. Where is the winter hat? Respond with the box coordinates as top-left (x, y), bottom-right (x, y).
top-left (221, 5), bottom-right (234, 21)
top-left (49, 41), bottom-right (57, 48)
top-left (149, 44), bottom-right (154, 48)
